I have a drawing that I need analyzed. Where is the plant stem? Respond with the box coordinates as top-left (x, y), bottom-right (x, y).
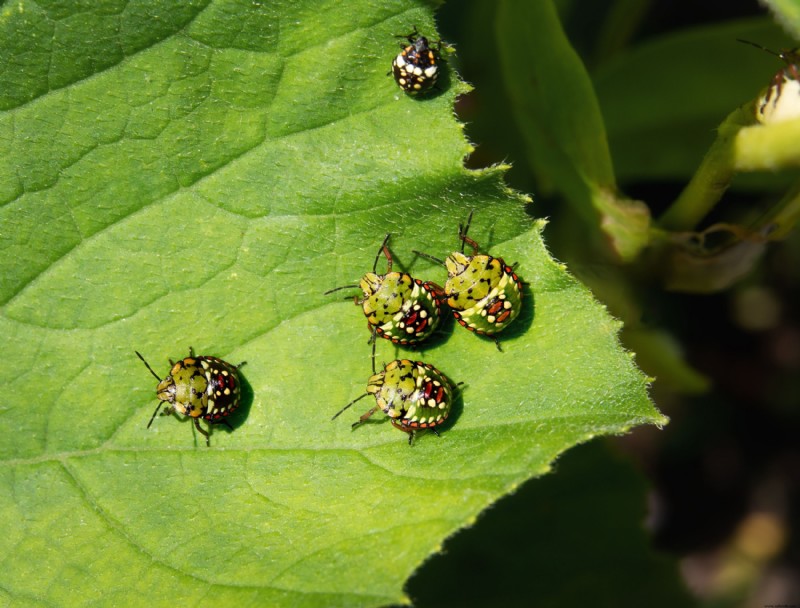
top-left (657, 104), bottom-right (754, 231)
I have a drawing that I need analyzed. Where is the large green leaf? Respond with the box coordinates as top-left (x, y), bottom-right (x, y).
top-left (1, 1), bottom-right (664, 605)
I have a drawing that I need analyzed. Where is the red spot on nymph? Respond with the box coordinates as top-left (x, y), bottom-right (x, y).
top-left (422, 382), bottom-right (433, 400)
top-left (487, 300), bottom-right (504, 315)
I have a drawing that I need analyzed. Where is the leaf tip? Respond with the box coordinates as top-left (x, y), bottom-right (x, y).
top-left (653, 414), bottom-right (670, 430)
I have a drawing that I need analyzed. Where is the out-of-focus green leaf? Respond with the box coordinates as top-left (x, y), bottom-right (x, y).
top-left (495, 0), bottom-right (651, 262)
top-left (762, 0), bottom-right (800, 39)
top-left (0, 1), bottom-right (662, 606)
top-left (408, 440), bottom-right (697, 608)
top-left (593, 18), bottom-right (797, 184)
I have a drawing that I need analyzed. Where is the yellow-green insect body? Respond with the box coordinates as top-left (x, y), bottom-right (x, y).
top-left (326, 234), bottom-right (442, 345)
top-left (333, 359), bottom-right (455, 445)
top-left (136, 349), bottom-right (244, 446)
top-left (360, 269), bottom-right (440, 344)
top-left (444, 248), bottom-right (522, 336)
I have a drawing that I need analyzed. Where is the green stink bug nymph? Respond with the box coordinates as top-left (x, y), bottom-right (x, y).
top-left (332, 359), bottom-right (454, 445)
top-left (136, 349), bottom-right (244, 446)
top-left (415, 212), bottom-right (523, 346)
top-left (325, 234), bottom-right (443, 346)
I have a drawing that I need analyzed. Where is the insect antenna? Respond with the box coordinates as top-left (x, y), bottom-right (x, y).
top-left (369, 328), bottom-right (378, 374)
top-left (373, 233), bottom-right (392, 273)
top-left (331, 392), bottom-right (370, 421)
top-left (458, 210), bottom-right (480, 255)
top-left (412, 250), bottom-right (445, 266)
top-left (459, 209), bottom-right (475, 252)
top-left (146, 403), bottom-right (163, 429)
top-left (394, 25), bottom-right (419, 42)
top-left (736, 38), bottom-right (784, 60)
top-left (323, 284), bottom-right (359, 295)
top-left (135, 350), bottom-right (162, 381)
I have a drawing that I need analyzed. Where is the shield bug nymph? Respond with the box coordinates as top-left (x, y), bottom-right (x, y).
top-left (325, 234), bottom-right (444, 347)
top-left (332, 359), bottom-right (455, 445)
top-left (391, 28), bottom-right (444, 95)
top-left (136, 348), bottom-right (245, 446)
top-left (414, 211), bottom-right (523, 348)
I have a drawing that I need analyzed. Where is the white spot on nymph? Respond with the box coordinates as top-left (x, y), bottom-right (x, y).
top-left (487, 315), bottom-right (496, 323)
top-left (427, 398), bottom-right (436, 408)
top-left (424, 66), bottom-right (437, 78)
top-left (395, 55), bottom-right (406, 68)
top-left (224, 388), bottom-right (231, 395)
top-left (222, 370), bottom-right (229, 376)
top-left (406, 326), bottom-right (414, 334)
top-left (420, 310), bottom-right (427, 318)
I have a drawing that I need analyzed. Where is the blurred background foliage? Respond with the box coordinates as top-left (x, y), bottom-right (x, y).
top-left (407, 0), bottom-right (800, 605)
